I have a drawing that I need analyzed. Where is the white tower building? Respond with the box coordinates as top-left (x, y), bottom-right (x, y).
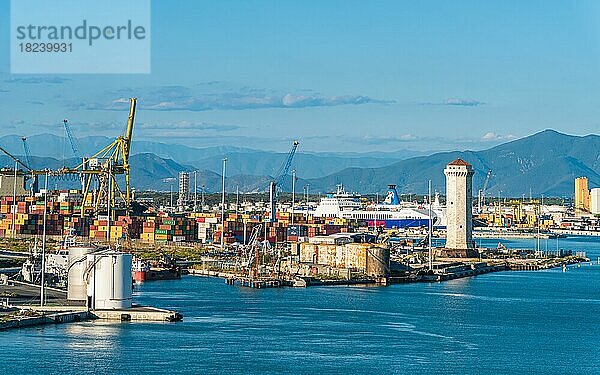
top-left (178, 172), bottom-right (190, 207)
top-left (444, 159), bottom-right (474, 251)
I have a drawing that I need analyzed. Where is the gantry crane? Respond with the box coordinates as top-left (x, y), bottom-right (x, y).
top-left (0, 98), bottom-right (138, 217)
top-left (78, 97), bottom-right (137, 217)
top-left (268, 140), bottom-right (299, 222)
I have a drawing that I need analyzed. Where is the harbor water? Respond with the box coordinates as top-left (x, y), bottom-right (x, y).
top-left (2, 236), bottom-right (600, 374)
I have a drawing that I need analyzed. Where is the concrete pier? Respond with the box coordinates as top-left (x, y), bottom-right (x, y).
top-left (0, 281), bottom-right (182, 328)
top-left (91, 306), bottom-right (182, 322)
top-left (1, 310), bottom-right (91, 330)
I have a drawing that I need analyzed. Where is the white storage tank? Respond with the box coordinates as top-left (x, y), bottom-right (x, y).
top-left (87, 252), bottom-right (133, 309)
top-left (591, 188), bottom-right (600, 215)
top-left (67, 246), bottom-right (95, 301)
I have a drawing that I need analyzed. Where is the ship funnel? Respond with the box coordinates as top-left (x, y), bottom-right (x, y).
top-left (383, 184), bottom-right (400, 205)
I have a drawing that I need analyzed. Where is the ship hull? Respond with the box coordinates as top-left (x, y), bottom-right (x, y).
top-left (132, 270), bottom-right (146, 282)
top-left (133, 268), bottom-right (181, 282)
top-left (366, 218), bottom-right (431, 229)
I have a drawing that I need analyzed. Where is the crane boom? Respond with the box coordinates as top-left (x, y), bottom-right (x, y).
top-left (21, 137), bottom-right (32, 169)
top-left (274, 140), bottom-right (299, 186)
top-left (481, 169), bottom-right (492, 206)
top-left (0, 146), bottom-right (31, 171)
top-left (123, 98), bottom-right (136, 209)
top-left (482, 170), bottom-right (492, 196)
top-left (267, 140), bottom-right (299, 223)
top-left (63, 119), bottom-right (79, 156)
top-left (124, 98), bottom-right (136, 158)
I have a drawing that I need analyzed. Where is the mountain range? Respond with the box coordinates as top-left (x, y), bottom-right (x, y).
top-left (0, 134), bottom-right (415, 179)
top-left (303, 129), bottom-right (599, 197)
top-left (0, 130), bottom-right (596, 196)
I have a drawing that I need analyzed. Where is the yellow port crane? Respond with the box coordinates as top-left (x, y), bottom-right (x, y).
top-left (0, 98), bottom-right (138, 218)
top-left (76, 97), bottom-right (137, 217)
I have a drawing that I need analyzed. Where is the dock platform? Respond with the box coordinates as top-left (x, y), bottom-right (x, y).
top-left (91, 305), bottom-right (183, 322)
top-left (1, 309), bottom-right (90, 330)
top-left (226, 277), bottom-right (282, 289)
top-left (1, 281), bottom-right (182, 328)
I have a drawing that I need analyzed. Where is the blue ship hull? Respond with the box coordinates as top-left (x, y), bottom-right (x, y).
top-left (366, 218), bottom-right (431, 229)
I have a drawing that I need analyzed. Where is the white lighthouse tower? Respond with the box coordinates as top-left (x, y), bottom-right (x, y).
top-left (444, 159), bottom-right (476, 256)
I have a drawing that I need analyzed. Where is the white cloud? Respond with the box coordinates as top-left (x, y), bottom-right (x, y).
top-left (138, 120), bottom-right (239, 131)
top-left (482, 132), bottom-right (517, 141)
top-left (78, 84), bottom-right (394, 112)
top-left (445, 98), bottom-right (485, 106)
top-left (420, 98), bottom-right (485, 107)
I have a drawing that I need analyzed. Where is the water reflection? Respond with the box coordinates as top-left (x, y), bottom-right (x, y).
top-left (64, 321), bottom-right (125, 351)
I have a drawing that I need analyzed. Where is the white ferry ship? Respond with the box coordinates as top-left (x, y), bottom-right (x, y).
top-left (314, 184), bottom-right (446, 228)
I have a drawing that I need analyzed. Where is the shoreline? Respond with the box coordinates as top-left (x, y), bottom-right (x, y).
top-left (186, 255), bottom-right (589, 289)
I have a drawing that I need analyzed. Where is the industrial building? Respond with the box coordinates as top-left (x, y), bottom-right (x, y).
top-left (299, 237), bottom-right (389, 278)
top-left (178, 172), bottom-right (190, 207)
top-left (590, 188), bottom-right (600, 215)
top-left (0, 168), bottom-right (27, 196)
top-left (575, 177), bottom-right (591, 213)
top-left (443, 159), bottom-right (475, 255)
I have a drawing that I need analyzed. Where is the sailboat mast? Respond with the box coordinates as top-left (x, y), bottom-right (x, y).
top-left (428, 180), bottom-right (433, 271)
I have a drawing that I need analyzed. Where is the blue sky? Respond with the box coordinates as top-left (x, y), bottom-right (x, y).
top-left (1, 0), bottom-right (600, 153)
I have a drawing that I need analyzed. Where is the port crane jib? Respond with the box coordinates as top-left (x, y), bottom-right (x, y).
top-left (63, 119), bottom-right (79, 157)
top-left (21, 137), bottom-right (39, 193)
top-left (478, 169), bottom-right (492, 212)
top-left (21, 137), bottom-right (32, 169)
top-left (268, 140), bottom-right (299, 222)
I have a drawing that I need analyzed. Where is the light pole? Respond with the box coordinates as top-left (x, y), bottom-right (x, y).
top-left (161, 177), bottom-right (176, 211)
top-left (221, 158), bottom-right (227, 248)
top-left (11, 161), bottom-right (17, 239)
top-left (236, 185), bottom-right (239, 215)
top-left (536, 195), bottom-right (541, 256)
top-left (201, 185), bottom-right (205, 212)
top-left (170, 183), bottom-right (173, 208)
top-left (305, 184), bottom-right (310, 221)
top-left (375, 192), bottom-right (379, 232)
top-left (40, 171), bottom-right (48, 306)
top-left (194, 171), bottom-right (198, 212)
top-left (107, 161), bottom-right (113, 242)
top-left (428, 180), bottom-right (433, 272)
top-left (291, 170), bottom-right (296, 226)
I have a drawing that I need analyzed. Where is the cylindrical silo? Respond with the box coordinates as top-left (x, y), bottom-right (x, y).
top-left (67, 246), bottom-right (95, 301)
top-left (87, 252), bottom-right (133, 310)
top-left (366, 246), bottom-right (390, 277)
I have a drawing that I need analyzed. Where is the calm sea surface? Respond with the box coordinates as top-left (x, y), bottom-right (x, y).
top-left (2, 236), bottom-right (600, 374)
